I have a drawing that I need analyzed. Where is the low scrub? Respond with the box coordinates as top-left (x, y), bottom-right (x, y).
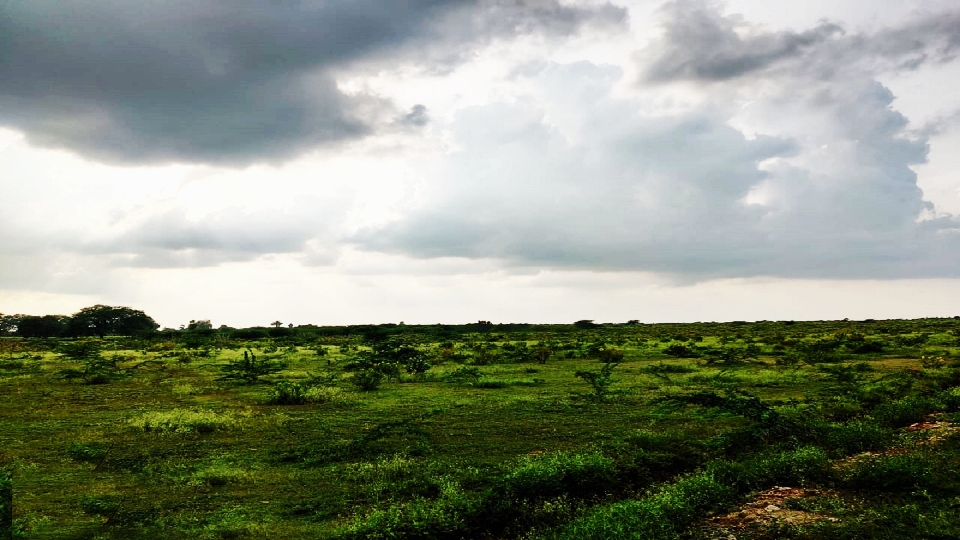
top-left (128, 408), bottom-right (246, 434)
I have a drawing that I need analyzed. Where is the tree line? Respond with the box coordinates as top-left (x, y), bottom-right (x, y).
top-left (0, 305), bottom-right (158, 338)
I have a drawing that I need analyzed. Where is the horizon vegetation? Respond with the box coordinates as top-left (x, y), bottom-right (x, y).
top-left (2, 306), bottom-right (960, 538)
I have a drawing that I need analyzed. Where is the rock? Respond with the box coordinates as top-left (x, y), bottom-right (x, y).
top-left (765, 504), bottom-right (780, 512)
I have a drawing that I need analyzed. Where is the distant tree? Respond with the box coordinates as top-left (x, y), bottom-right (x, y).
top-left (0, 314), bottom-right (20, 335)
top-left (16, 315), bottom-right (68, 338)
top-left (186, 320), bottom-right (213, 331)
top-left (66, 305), bottom-right (159, 337)
top-left (271, 321), bottom-right (283, 328)
top-left (574, 320), bottom-right (599, 329)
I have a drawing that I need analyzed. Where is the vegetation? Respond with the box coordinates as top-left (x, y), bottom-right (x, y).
top-left (2, 314), bottom-right (960, 538)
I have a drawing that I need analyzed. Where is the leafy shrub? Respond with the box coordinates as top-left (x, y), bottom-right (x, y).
top-left (663, 343), bottom-right (695, 358)
top-left (597, 347), bottom-right (625, 363)
top-left (555, 471), bottom-right (734, 540)
top-left (66, 442), bottom-right (109, 464)
top-left (267, 381), bottom-right (351, 404)
top-left (843, 454), bottom-right (935, 491)
top-left (304, 386), bottom-right (352, 405)
top-left (817, 421), bottom-right (894, 456)
top-left (445, 366), bottom-right (482, 385)
top-left (266, 380), bottom-right (311, 404)
top-left (218, 349), bottom-right (285, 384)
top-left (575, 361), bottom-right (619, 401)
top-left (641, 362), bottom-right (698, 375)
top-left (709, 447), bottom-right (831, 492)
top-left (351, 369), bottom-right (384, 391)
top-left (605, 430), bottom-right (708, 483)
top-left (497, 451), bottom-right (616, 501)
top-left (128, 409), bottom-right (244, 434)
top-left (78, 494), bottom-right (123, 519)
top-left (57, 340), bottom-right (126, 384)
top-left (185, 462), bottom-right (252, 488)
top-left (870, 396), bottom-right (938, 428)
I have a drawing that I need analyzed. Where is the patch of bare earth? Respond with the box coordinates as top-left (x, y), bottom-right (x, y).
top-left (838, 413), bottom-right (957, 468)
top-left (699, 486), bottom-right (839, 539)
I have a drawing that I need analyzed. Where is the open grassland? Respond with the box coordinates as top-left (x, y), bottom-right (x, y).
top-left (2, 318), bottom-right (960, 539)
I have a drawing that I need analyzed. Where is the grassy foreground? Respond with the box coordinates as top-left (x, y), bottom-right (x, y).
top-left (2, 318), bottom-right (960, 539)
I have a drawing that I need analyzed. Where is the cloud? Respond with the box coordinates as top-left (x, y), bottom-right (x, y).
top-left (352, 42), bottom-right (960, 279)
top-left (640, 0), bottom-right (844, 82)
top-left (637, 0), bottom-right (960, 83)
top-left (0, 0), bottom-right (626, 166)
top-left (401, 105), bottom-right (430, 127)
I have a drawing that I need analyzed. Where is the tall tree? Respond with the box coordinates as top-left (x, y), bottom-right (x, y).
top-left (16, 315), bottom-right (69, 338)
top-left (66, 305), bottom-right (159, 337)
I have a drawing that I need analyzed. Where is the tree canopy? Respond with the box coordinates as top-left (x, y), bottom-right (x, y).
top-left (65, 305), bottom-right (159, 337)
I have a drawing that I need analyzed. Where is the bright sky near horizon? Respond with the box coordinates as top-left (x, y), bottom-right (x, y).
top-left (2, 0), bottom-right (960, 328)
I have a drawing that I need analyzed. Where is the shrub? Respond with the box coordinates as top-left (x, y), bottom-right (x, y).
top-left (218, 349), bottom-right (285, 384)
top-left (497, 451), bottom-right (616, 501)
top-left (818, 421), bottom-right (894, 456)
top-left (709, 447), bottom-right (831, 492)
top-left (555, 471), bottom-right (734, 540)
top-left (575, 361), bottom-right (619, 401)
top-left (445, 366), bottom-right (482, 385)
top-left (843, 454), bottom-right (935, 491)
top-left (641, 362), bottom-right (698, 375)
top-left (66, 442), bottom-right (109, 464)
top-left (57, 340), bottom-right (126, 384)
top-left (78, 494), bottom-right (123, 520)
top-left (870, 396), bottom-right (938, 428)
top-left (128, 409), bottom-right (244, 434)
top-left (663, 343), bottom-right (695, 358)
top-left (351, 369), bottom-right (384, 391)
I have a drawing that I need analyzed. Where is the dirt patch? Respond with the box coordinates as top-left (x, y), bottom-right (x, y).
top-left (905, 413), bottom-right (956, 441)
top-left (701, 486), bottom-right (839, 538)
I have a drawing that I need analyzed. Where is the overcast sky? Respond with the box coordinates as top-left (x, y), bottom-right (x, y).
top-left (2, 0), bottom-right (960, 328)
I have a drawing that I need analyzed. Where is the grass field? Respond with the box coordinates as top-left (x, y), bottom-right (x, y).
top-left (2, 318), bottom-right (960, 539)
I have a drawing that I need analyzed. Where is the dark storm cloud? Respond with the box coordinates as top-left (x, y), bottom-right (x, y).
top-left (0, 0), bottom-right (625, 165)
top-left (639, 0), bottom-right (960, 83)
top-left (401, 105), bottom-right (430, 127)
top-left (642, 0), bottom-right (844, 82)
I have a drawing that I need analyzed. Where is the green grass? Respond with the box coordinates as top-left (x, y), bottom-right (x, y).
top-left (1, 319), bottom-right (959, 538)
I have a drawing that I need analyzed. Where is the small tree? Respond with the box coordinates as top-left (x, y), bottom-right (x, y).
top-left (218, 349), bottom-right (285, 384)
top-left (58, 340), bottom-right (125, 384)
top-left (575, 360), bottom-right (619, 402)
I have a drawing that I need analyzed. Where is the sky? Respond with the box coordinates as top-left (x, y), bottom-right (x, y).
top-left (2, 0), bottom-right (960, 328)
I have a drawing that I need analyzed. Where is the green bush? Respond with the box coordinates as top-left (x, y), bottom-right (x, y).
top-left (818, 421), bottom-right (894, 456)
top-left (445, 366), bottom-right (482, 385)
top-left (710, 447), bottom-right (831, 493)
top-left (128, 409), bottom-right (245, 434)
top-left (265, 381), bottom-right (310, 404)
top-left (66, 442), bottom-right (109, 464)
top-left (843, 454), bottom-right (935, 491)
top-left (870, 396), bottom-right (938, 428)
top-left (575, 361), bottom-right (619, 401)
top-left (218, 349), bottom-right (285, 384)
top-left (641, 362), bottom-right (698, 374)
top-left (351, 369), bottom-right (384, 391)
top-left (555, 471), bottom-right (734, 540)
top-left (78, 494), bottom-right (123, 518)
top-left (497, 452), bottom-right (616, 501)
